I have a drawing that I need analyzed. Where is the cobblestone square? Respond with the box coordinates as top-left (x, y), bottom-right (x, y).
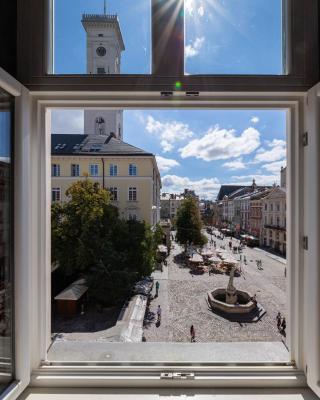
top-left (143, 232), bottom-right (287, 344)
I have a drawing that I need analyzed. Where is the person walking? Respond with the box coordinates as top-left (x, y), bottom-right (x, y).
top-left (281, 317), bottom-right (286, 336)
top-left (190, 325), bottom-right (195, 342)
top-left (157, 305), bottom-right (162, 323)
top-left (276, 312), bottom-right (282, 330)
top-left (155, 281), bottom-right (160, 297)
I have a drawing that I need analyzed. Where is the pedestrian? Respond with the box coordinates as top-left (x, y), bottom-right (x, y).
top-left (190, 325), bottom-right (195, 342)
top-left (214, 241), bottom-right (216, 248)
top-left (244, 255), bottom-right (247, 264)
top-left (276, 312), bottom-right (281, 330)
top-left (157, 305), bottom-right (162, 323)
top-left (281, 317), bottom-right (286, 336)
top-left (155, 281), bottom-right (160, 297)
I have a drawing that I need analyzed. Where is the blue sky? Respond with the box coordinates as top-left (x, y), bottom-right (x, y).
top-left (54, 0), bottom-right (283, 75)
top-left (52, 109), bottom-right (287, 200)
top-left (0, 111), bottom-right (11, 161)
top-left (52, 0), bottom-right (286, 199)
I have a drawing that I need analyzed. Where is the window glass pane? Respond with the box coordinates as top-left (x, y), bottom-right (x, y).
top-left (54, 0), bottom-right (151, 74)
top-left (50, 108), bottom-right (289, 364)
top-left (0, 89), bottom-right (14, 393)
top-left (185, 0), bottom-right (284, 75)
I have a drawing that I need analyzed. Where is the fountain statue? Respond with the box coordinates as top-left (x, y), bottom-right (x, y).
top-left (225, 266), bottom-right (237, 305)
top-left (207, 265), bottom-right (265, 321)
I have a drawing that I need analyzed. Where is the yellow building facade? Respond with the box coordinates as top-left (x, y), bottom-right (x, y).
top-left (51, 134), bottom-right (161, 226)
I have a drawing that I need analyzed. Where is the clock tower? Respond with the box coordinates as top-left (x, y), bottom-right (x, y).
top-left (82, 6), bottom-right (125, 139)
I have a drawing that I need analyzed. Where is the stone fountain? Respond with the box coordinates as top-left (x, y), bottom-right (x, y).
top-left (207, 267), bottom-right (265, 321)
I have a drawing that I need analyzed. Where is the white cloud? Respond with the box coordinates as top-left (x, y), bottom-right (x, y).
top-left (51, 110), bottom-right (83, 134)
top-left (250, 116), bottom-right (259, 124)
top-left (254, 139), bottom-right (286, 163)
top-left (179, 126), bottom-right (261, 161)
top-left (198, 5), bottom-right (205, 16)
top-left (185, 0), bottom-right (194, 15)
top-left (185, 37), bottom-right (205, 58)
top-left (229, 174), bottom-right (279, 186)
top-left (156, 156), bottom-right (180, 173)
top-left (162, 175), bottom-right (221, 200)
top-left (262, 159), bottom-right (286, 173)
top-left (222, 158), bottom-right (246, 170)
top-left (145, 115), bottom-right (193, 153)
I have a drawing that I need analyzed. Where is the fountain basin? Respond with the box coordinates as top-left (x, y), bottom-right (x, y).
top-left (207, 288), bottom-right (256, 315)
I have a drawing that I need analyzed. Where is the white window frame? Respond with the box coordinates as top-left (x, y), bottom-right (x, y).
top-left (51, 187), bottom-right (61, 202)
top-left (71, 163), bottom-right (80, 177)
top-left (51, 163), bottom-right (60, 177)
top-left (109, 164), bottom-right (118, 177)
top-left (128, 186), bottom-right (137, 202)
top-left (89, 163), bottom-right (99, 177)
top-left (8, 79), bottom-right (319, 392)
top-left (129, 163), bottom-right (137, 176)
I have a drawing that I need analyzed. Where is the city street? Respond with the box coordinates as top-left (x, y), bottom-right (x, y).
top-left (144, 230), bottom-right (287, 343)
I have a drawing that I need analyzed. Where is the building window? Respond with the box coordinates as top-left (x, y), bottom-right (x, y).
top-left (97, 67), bottom-right (106, 74)
top-left (95, 117), bottom-right (105, 136)
top-left (52, 188), bottom-right (61, 202)
top-left (271, 203), bottom-right (274, 211)
top-left (128, 187), bottom-right (137, 201)
top-left (52, 163), bottom-right (60, 177)
top-left (129, 163), bottom-right (137, 176)
top-left (108, 187), bottom-right (118, 201)
top-left (264, 203), bottom-right (267, 211)
top-left (110, 164), bottom-right (118, 176)
top-left (71, 164), bottom-right (80, 177)
top-left (89, 164), bottom-right (99, 176)
top-left (276, 203), bottom-right (280, 211)
top-left (128, 213), bottom-right (137, 221)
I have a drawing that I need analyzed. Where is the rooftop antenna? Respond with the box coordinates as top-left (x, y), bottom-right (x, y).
top-left (104, 0), bottom-right (106, 15)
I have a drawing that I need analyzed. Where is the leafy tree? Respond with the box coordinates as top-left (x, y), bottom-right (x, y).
top-left (52, 178), bottom-right (157, 306)
top-left (175, 197), bottom-right (207, 250)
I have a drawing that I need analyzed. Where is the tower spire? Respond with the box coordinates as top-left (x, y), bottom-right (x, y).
top-left (104, 0), bottom-right (106, 15)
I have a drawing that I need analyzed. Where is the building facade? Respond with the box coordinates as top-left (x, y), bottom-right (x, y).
top-left (51, 134), bottom-right (161, 225)
top-left (261, 187), bottom-right (286, 255)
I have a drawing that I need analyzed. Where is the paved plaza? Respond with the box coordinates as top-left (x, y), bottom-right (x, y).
top-left (143, 231), bottom-right (287, 344)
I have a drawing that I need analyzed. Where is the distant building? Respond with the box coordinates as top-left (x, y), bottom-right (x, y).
top-left (249, 189), bottom-right (271, 239)
top-left (261, 186), bottom-right (286, 255)
top-left (160, 193), bottom-right (184, 220)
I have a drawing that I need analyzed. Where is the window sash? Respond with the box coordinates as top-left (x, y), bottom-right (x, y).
top-left (129, 164), bottom-right (137, 176)
top-left (110, 164), bottom-right (118, 176)
top-left (13, 91), bottom-right (309, 388)
top-left (128, 187), bottom-right (137, 201)
top-left (89, 164), bottom-right (99, 176)
top-left (52, 163), bottom-right (60, 176)
top-left (71, 163), bottom-right (80, 177)
top-left (15, 0), bottom-right (320, 92)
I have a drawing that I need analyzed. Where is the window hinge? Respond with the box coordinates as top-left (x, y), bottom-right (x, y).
top-left (302, 132), bottom-right (308, 147)
top-left (302, 236), bottom-right (308, 250)
top-left (160, 372), bottom-right (195, 380)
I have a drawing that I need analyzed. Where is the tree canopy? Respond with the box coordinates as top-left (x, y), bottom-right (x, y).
top-left (175, 197), bottom-right (207, 249)
top-left (52, 178), bottom-right (158, 305)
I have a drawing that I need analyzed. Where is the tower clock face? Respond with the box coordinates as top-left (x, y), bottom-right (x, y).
top-left (96, 46), bottom-right (106, 57)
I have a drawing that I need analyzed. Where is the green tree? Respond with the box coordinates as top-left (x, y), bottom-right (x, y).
top-left (52, 178), bottom-right (158, 306)
top-left (175, 197), bottom-right (207, 250)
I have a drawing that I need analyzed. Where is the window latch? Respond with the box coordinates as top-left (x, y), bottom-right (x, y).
top-left (302, 132), bottom-right (308, 147)
top-left (302, 236), bottom-right (308, 250)
top-left (160, 372), bottom-right (195, 380)
top-left (161, 91), bottom-right (173, 98)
